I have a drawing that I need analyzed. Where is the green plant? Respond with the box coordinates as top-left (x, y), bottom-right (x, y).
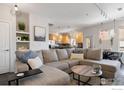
top-left (21, 35), bottom-right (29, 41)
top-left (18, 22), bottom-right (25, 31)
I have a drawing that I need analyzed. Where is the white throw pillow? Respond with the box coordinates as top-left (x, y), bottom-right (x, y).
top-left (28, 57), bottom-right (43, 69)
top-left (70, 53), bottom-right (84, 60)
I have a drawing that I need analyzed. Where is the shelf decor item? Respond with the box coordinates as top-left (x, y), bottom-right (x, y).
top-left (16, 36), bottom-right (21, 41)
top-left (21, 35), bottom-right (29, 41)
top-left (18, 22), bottom-right (25, 31)
top-left (34, 26), bottom-right (46, 41)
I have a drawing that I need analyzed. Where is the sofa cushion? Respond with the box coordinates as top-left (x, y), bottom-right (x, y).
top-left (73, 48), bottom-right (87, 59)
top-left (99, 60), bottom-right (121, 72)
top-left (35, 50), bottom-right (44, 62)
top-left (20, 65), bottom-right (70, 85)
top-left (28, 57), bottom-right (43, 69)
top-left (42, 50), bottom-right (58, 63)
top-left (70, 53), bottom-right (84, 60)
top-left (16, 51), bottom-right (28, 60)
top-left (16, 60), bottom-right (29, 72)
top-left (59, 59), bottom-right (80, 67)
top-left (16, 50), bottom-right (38, 63)
top-left (80, 59), bottom-right (121, 72)
top-left (86, 49), bottom-right (102, 60)
top-left (56, 49), bottom-right (69, 60)
top-left (45, 62), bottom-right (69, 71)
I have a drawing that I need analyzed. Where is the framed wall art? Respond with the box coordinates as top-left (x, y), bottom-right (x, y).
top-left (34, 26), bottom-right (46, 41)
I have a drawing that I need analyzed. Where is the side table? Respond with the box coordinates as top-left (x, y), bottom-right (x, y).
top-left (0, 69), bottom-right (42, 85)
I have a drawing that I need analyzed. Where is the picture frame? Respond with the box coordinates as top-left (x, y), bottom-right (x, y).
top-left (34, 26), bottom-right (46, 41)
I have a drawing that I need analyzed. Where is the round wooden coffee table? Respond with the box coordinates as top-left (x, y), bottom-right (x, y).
top-left (71, 65), bottom-right (102, 85)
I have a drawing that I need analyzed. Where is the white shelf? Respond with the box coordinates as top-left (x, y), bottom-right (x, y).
top-left (16, 31), bottom-right (29, 34)
top-left (16, 41), bottom-right (30, 43)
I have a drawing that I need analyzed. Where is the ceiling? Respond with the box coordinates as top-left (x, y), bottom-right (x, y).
top-left (4, 3), bottom-right (124, 29)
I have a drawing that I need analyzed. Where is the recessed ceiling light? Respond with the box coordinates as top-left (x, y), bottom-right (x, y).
top-left (117, 8), bottom-right (123, 11)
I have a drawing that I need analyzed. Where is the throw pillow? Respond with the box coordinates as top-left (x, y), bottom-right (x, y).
top-left (28, 57), bottom-right (43, 69)
top-left (86, 49), bottom-right (102, 60)
top-left (73, 48), bottom-right (88, 59)
top-left (70, 53), bottom-right (84, 60)
top-left (16, 50), bottom-right (38, 63)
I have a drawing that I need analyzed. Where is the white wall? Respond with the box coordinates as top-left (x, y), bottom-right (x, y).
top-left (0, 5), bottom-right (16, 72)
top-left (29, 14), bottom-right (49, 50)
top-left (79, 20), bottom-right (124, 52)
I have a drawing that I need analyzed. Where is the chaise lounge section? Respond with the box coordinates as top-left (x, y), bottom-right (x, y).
top-left (16, 50), bottom-right (71, 85)
top-left (19, 65), bottom-right (70, 85)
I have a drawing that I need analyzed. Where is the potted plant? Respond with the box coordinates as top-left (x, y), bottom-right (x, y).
top-left (18, 22), bottom-right (25, 31)
top-left (21, 35), bottom-right (29, 41)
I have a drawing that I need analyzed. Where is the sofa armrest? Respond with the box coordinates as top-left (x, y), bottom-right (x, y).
top-left (80, 59), bottom-right (117, 72)
top-left (80, 59), bottom-right (121, 78)
top-left (16, 59), bottom-right (29, 73)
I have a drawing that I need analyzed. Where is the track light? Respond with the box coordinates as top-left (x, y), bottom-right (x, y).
top-left (94, 3), bottom-right (108, 19)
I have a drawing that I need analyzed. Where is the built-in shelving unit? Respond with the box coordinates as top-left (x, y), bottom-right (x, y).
top-left (16, 12), bottom-right (30, 51)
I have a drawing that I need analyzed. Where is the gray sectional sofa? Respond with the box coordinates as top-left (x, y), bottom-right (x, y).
top-left (16, 48), bottom-right (121, 85)
top-left (75, 48), bottom-right (121, 78)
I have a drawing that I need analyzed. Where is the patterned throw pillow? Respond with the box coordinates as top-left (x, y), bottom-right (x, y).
top-left (16, 51), bottom-right (38, 63)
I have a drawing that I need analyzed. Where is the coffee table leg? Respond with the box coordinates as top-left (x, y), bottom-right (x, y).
top-left (84, 77), bottom-right (91, 85)
top-left (99, 75), bottom-right (103, 85)
top-left (78, 75), bottom-right (80, 85)
top-left (73, 72), bottom-right (75, 79)
top-left (8, 81), bottom-right (11, 85)
top-left (16, 79), bottom-right (19, 85)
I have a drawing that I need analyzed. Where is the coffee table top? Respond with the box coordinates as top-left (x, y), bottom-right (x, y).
top-left (71, 65), bottom-right (102, 77)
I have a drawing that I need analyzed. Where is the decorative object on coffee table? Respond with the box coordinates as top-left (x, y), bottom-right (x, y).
top-left (71, 65), bottom-right (102, 85)
top-left (92, 64), bottom-right (102, 74)
top-left (0, 69), bottom-right (42, 85)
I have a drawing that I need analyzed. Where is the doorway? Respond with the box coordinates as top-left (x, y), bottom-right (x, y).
top-left (0, 21), bottom-right (10, 74)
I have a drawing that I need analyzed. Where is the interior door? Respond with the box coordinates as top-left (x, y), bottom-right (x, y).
top-left (0, 21), bottom-right (10, 74)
